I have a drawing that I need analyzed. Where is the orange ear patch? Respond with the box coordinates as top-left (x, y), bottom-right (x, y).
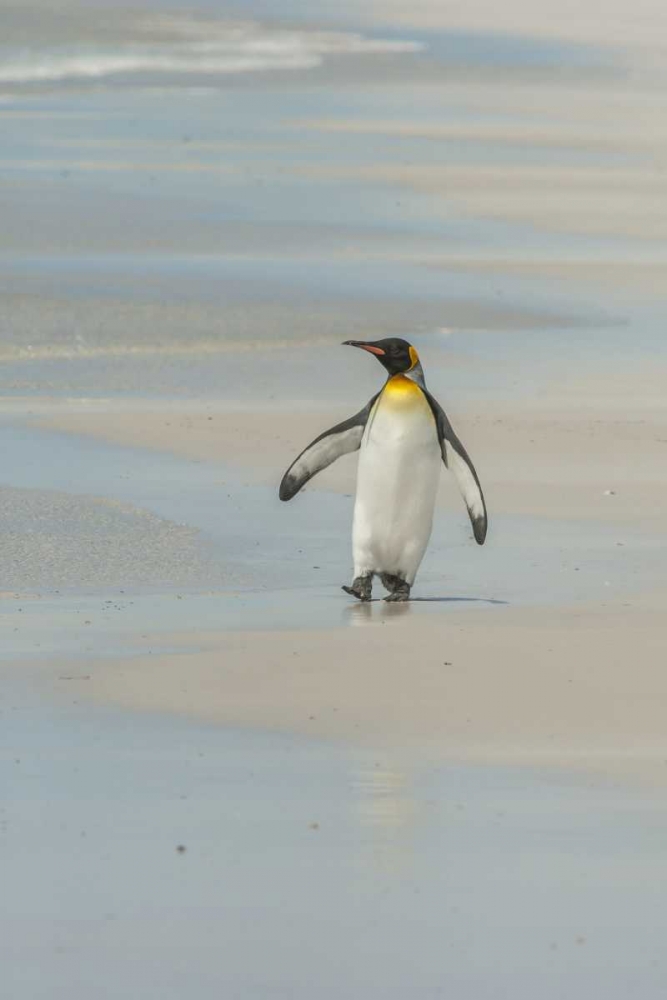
top-left (408, 345), bottom-right (419, 369)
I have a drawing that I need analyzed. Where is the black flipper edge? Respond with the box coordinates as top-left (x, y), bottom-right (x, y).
top-left (279, 393), bottom-right (379, 501)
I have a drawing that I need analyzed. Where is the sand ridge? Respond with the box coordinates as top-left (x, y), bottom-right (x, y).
top-left (77, 591), bottom-right (667, 782)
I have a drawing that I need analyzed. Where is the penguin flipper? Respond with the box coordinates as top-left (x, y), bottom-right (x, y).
top-left (423, 389), bottom-right (488, 545)
top-left (279, 395), bottom-right (379, 501)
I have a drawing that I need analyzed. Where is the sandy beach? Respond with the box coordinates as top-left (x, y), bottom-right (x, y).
top-left (3, 0), bottom-right (667, 996)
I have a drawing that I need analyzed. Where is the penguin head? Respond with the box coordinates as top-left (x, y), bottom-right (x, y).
top-left (342, 338), bottom-right (420, 376)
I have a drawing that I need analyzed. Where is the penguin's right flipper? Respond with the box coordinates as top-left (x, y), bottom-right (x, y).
top-left (279, 394), bottom-right (379, 501)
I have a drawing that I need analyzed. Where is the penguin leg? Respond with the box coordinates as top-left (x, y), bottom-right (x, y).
top-left (383, 576), bottom-right (411, 602)
top-left (342, 573), bottom-right (373, 602)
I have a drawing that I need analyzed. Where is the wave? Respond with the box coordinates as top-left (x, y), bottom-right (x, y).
top-left (0, 18), bottom-right (424, 87)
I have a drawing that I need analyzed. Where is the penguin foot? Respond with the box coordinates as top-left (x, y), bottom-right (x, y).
top-left (342, 575), bottom-right (373, 601)
top-left (382, 577), bottom-right (410, 602)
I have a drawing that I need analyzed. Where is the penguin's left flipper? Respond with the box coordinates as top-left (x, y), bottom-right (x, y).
top-left (423, 389), bottom-right (488, 545)
top-left (279, 393), bottom-right (379, 501)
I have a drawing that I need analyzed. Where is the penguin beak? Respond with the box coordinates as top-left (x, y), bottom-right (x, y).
top-left (342, 340), bottom-right (386, 356)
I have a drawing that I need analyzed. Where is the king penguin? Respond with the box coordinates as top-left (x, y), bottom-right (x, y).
top-left (279, 338), bottom-right (487, 601)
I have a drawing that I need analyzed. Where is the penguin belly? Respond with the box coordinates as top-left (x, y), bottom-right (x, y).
top-left (352, 378), bottom-right (441, 585)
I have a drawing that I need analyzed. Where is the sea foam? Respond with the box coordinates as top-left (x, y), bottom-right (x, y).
top-left (0, 17), bottom-right (424, 88)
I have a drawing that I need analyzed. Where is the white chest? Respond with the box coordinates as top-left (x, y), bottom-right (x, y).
top-left (352, 378), bottom-right (441, 580)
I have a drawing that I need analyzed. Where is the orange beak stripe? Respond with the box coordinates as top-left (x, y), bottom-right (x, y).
top-left (357, 344), bottom-right (385, 355)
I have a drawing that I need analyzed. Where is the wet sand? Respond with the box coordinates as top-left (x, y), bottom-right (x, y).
top-left (74, 592), bottom-right (667, 780)
top-left (8, 663), bottom-right (667, 999)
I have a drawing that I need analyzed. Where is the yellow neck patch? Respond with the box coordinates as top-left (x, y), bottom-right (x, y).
top-left (383, 374), bottom-right (423, 400)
